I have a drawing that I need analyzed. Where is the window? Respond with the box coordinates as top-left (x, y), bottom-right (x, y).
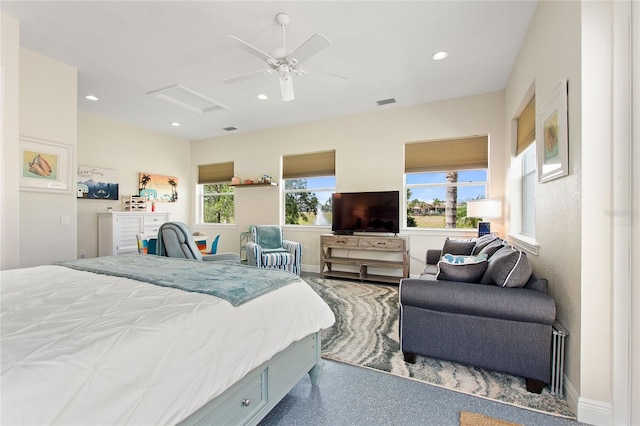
top-left (405, 136), bottom-right (488, 229)
top-left (521, 144), bottom-right (536, 236)
top-left (515, 95), bottom-right (536, 238)
top-left (197, 162), bottom-right (235, 224)
top-left (282, 151), bottom-right (335, 226)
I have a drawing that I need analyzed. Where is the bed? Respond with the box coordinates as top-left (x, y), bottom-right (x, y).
top-left (1, 255), bottom-right (335, 425)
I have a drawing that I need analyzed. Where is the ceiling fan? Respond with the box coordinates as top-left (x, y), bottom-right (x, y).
top-left (224, 13), bottom-right (345, 102)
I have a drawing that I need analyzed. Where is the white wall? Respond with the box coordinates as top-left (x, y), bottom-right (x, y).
top-left (18, 48), bottom-right (78, 267)
top-left (191, 92), bottom-right (505, 275)
top-left (77, 113), bottom-right (191, 258)
top-left (1, 12), bottom-right (20, 269)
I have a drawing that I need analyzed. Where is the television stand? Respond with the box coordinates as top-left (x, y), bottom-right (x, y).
top-left (320, 234), bottom-right (409, 284)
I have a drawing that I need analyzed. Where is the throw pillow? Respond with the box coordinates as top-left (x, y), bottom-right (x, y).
top-left (472, 234), bottom-right (499, 255)
top-left (441, 238), bottom-right (475, 257)
top-left (480, 246), bottom-right (532, 288)
top-left (436, 254), bottom-right (488, 282)
top-left (477, 239), bottom-right (506, 259)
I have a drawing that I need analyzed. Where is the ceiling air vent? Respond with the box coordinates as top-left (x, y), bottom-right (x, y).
top-left (376, 98), bottom-right (397, 106)
top-left (223, 127), bottom-right (238, 132)
top-left (148, 84), bottom-right (229, 114)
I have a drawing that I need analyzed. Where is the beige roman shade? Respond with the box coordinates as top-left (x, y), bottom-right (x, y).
top-left (516, 96), bottom-right (536, 155)
top-left (405, 136), bottom-right (488, 173)
top-left (282, 150), bottom-right (335, 179)
top-left (198, 161), bottom-right (234, 184)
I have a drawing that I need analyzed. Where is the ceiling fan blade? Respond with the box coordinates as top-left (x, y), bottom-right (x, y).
top-left (224, 35), bottom-right (277, 64)
top-left (299, 67), bottom-right (348, 80)
top-left (279, 76), bottom-right (295, 101)
top-left (224, 69), bottom-right (272, 84)
top-left (288, 33), bottom-right (330, 65)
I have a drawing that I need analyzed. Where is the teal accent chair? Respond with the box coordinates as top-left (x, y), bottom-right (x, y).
top-left (246, 225), bottom-right (301, 275)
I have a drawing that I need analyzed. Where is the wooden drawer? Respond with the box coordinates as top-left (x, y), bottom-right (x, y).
top-left (358, 238), bottom-right (404, 250)
top-left (143, 214), bottom-right (168, 235)
top-left (321, 235), bottom-right (359, 248)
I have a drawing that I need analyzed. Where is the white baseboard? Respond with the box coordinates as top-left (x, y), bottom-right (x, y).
top-left (301, 264), bottom-right (320, 274)
top-left (577, 396), bottom-right (612, 425)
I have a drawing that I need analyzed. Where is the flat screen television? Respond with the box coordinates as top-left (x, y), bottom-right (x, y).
top-left (331, 190), bottom-right (400, 234)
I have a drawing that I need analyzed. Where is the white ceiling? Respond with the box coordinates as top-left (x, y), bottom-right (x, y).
top-left (2, 1), bottom-right (537, 141)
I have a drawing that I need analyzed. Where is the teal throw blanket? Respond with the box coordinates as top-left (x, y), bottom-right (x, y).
top-left (55, 255), bottom-right (298, 307)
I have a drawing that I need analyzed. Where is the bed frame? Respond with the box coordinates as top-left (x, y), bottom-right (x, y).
top-left (179, 331), bottom-right (323, 425)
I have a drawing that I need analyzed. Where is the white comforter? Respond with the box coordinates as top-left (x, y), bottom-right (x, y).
top-left (1, 265), bottom-right (335, 425)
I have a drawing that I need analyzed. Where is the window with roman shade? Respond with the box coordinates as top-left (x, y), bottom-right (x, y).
top-left (405, 136), bottom-right (488, 229)
top-left (197, 161), bottom-right (235, 224)
top-left (405, 136), bottom-right (488, 173)
top-left (516, 96), bottom-right (536, 156)
top-left (198, 161), bottom-right (234, 184)
top-left (282, 150), bottom-right (336, 226)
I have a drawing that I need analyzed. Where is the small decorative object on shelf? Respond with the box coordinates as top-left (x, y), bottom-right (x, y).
top-left (258, 174), bottom-right (272, 184)
top-left (231, 174), bottom-right (241, 185)
top-left (122, 195), bottom-right (148, 211)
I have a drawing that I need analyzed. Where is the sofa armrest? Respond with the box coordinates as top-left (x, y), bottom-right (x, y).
top-left (399, 278), bottom-right (556, 325)
top-left (426, 249), bottom-right (442, 265)
top-left (245, 241), bottom-right (261, 267)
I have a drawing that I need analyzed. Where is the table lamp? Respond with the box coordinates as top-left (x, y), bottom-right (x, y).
top-left (466, 199), bottom-right (502, 237)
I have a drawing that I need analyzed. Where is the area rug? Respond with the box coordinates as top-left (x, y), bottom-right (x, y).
top-left (304, 276), bottom-right (575, 419)
top-left (459, 411), bottom-right (523, 426)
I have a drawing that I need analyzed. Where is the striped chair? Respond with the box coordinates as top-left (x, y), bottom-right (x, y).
top-left (246, 225), bottom-right (302, 276)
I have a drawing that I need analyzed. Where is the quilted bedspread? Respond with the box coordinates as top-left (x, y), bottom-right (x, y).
top-left (1, 264), bottom-right (335, 425)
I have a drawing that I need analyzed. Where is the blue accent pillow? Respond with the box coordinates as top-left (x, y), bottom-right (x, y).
top-left (436, 254), bottom-right (488, 283)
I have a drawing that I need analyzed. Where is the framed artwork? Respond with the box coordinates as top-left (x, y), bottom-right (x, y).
top-left (537, 79), bottom-right (569, 183)
top-left (77, 165), bottom-right (119, 200)
top-left (20, 136), bottom-right (73, 194)
top-left (139, 173), bottom-right (178, 202)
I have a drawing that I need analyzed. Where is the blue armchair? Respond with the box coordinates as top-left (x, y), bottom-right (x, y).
top-left (246, 225), bottom-right (302, 275)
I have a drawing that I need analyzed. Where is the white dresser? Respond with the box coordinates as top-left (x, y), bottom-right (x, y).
top-left (98, 212), bottom-right (170, 256)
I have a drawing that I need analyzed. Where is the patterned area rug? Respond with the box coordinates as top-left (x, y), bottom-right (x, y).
top-left (304, 276), bottom-right (575, 419)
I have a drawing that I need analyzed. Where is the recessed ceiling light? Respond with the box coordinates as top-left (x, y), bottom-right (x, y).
top-left (85, 94), bottom-right (99, 101)
top-left (257, 94), bottom-right (268, 100)
top-left (432, 51), bottom-right (448, 61)
top-left (170, 122), bottom-right (180, 127)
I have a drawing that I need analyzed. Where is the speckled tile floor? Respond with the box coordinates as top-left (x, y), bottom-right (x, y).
top-left (259, 360), bottom-right (589, 426)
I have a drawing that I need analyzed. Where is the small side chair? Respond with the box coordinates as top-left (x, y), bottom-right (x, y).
top-left (246, 225), bottom-right (302, 275)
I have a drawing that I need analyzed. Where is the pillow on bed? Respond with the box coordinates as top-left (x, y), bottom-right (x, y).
top-left (436, 254), bottom-right (488, 283)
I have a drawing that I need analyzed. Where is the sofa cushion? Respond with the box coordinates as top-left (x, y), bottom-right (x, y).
top-left (471, 234), bottom-right (499, 255)
top-left (480, 246), bottom-right (532, 288)
top-left (477, 239), bottom-right (506, 258)
top-left (436, 254), bottom-right (488, 283)
top-left (441, 238), bottom-right (475, 257)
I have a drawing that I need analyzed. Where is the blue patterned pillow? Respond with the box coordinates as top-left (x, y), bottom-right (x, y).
top-left (436, 254), bottom-right (488, 282)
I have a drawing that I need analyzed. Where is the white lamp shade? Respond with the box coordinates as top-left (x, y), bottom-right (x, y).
top-left (466, 199), bottom-right (502, 219)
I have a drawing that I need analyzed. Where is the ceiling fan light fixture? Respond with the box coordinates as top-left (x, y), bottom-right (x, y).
top-left (432, 51), bottom-right (449, 61)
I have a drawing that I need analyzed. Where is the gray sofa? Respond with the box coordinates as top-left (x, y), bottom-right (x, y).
top-left (399, 235), bottom-right (556, 393)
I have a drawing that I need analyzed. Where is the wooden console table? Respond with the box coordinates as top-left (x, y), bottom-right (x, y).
top-left (320, 234), bottom-right (409, 284)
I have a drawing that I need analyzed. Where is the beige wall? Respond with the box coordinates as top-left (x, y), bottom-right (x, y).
top-left (191, 91), bottom-right (505, 275)
top-left (1, 13), bottom-right (20, 269)
top-left (17, 48), bottom-right (78, 267)
top-left (77, 113), bottom-right (191, 258)
top-left (504, 0), bottom-right (583, 412)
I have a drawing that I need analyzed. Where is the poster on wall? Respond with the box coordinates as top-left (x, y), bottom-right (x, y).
top-left (139, 173), bottom-right (178, 202)
top-left (77, 165), bottom-right (119, 200)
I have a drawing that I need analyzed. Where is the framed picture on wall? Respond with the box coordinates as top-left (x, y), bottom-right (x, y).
top-left (19, 136), bottom-right (73, 194)
top-left (537, 79), bottom-right (569, 183)
top-left (139, 173), bottom-right (178, 202)
top-left (77, 165), bottom-right (119, 200)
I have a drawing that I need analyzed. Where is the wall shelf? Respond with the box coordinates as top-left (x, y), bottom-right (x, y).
top-left (230, 182), bottom-right (277, 187)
